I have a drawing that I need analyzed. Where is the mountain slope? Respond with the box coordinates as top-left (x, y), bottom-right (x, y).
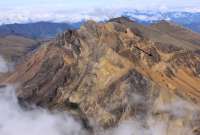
top-left (150, 20), bottom-right (200, 46)
top-left (0, 22), bottom-right (82, 39)
top-left (2, 18), bottom-right (200, 134)
top-left (110, 17), bottom-right (200, 50)
top-left (0, 35), bottom-right (39, 62)
top-left (123, 11), bottom-right (200, 33)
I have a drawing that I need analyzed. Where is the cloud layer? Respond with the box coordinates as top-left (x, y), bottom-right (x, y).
top-left (1, 0), bottom-right (200, 11)
top-left (0, 85), bottom-right (87, 135)
top-left (1, 0), bottom-right (200, 25)
top-left (0, 84), bottom-right (196, 135)
top-left (0, 56), bottom-right (9, 73)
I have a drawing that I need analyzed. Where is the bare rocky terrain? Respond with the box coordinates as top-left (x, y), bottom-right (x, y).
top-left (1, 17), bottom-right (200, 135)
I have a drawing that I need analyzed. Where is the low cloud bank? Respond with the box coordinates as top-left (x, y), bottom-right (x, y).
top-left (1, 8), bottom-right (200, 25)
top-left (0, 56), bottom-right (13, 74)
top-left (0, 85), bottom-right (87, 135)
top-left (0, 56), bottom-right (9, 73)
top-left (0, 85), bottom-right (197, 135)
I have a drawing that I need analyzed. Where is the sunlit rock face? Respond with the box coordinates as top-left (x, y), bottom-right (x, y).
top-left (2, 17), bottom-right (200, 135)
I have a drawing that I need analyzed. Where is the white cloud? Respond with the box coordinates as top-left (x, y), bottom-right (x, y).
top-left (100, 97), bottom-right (197, 135)
top-left (1, 0), bottom-right (200, 25)
top-left (0, 56), bottom-right (9, 73)
top-left (0, 83), bottom-right (198, 135)
top-left (0, 85), bottom-right (87, 135)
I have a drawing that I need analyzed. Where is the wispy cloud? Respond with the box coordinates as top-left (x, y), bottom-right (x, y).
top-left (0, 0), bottom-right (200, 24)
top-left (0, 0), bottom-right (200, 21)
top-left (0, 85), bottom-right (87, 135)
top-left (0, 84), bottom-right (197, 135)
top-left (0, 56), bottom-right (9, 73)
top-left (1, 0), bottom-right (200, 10)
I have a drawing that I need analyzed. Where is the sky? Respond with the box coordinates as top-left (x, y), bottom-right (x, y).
top-left (1, 0), bottom-right (200, 11)
top-left (0, 0), bottom-right (200, 24)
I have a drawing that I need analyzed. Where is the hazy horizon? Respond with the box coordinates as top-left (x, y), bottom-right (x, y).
top-left (0, 0), bottom-right (200, 25)
top-left (1, 0), bottom-right (200, 11)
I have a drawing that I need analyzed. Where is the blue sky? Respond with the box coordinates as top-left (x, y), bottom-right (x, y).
top-left (1, 0), bottom-right (200, 11)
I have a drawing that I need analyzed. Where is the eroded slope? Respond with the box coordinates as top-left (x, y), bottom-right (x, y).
top-left (2, 18), bottom-right (200, 134)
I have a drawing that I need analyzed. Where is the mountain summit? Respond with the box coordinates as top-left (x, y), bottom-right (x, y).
top-left (2, 17), bottom-right (200, 134)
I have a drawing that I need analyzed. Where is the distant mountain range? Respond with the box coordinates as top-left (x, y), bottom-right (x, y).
top-left (122, 11), bottom-right (200, 33)
top-left (0, 11), bottom-right (200, 40)
top-left (0, 22), bottom-right (83, 39)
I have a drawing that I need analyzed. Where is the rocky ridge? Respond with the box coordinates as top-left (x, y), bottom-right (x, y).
top-left (2, 17), bottom-right (200, 134)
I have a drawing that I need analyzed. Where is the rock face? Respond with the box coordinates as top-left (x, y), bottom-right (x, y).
top-left (2, 18), bottom-right (200, 134)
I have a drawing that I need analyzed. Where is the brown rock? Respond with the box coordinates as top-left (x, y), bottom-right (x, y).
top-left (2, 18), bottom-right (200, 134)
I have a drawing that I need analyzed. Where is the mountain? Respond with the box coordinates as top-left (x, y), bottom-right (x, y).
top-left (1, 17), bottom-right (200, 134)
top-left (110, 17), bottom-right (200, 50)
top-left (123, 11), bottom-right (200, 33)
top-left (0, 35), bottom-right (39, 62)
top-left (1, 11), bottom-right (200, 37)
top-left (0, 21), bottom-right (83, 39)
top-left (150, 20), bottom-right (200, 46)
